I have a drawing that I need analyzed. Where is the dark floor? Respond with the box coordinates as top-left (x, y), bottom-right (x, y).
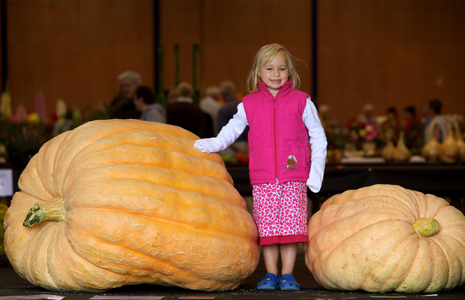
top-left (2, 256), bottom-right (465, 300)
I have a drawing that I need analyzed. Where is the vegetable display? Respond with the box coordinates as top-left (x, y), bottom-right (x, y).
top-left (4, 119), bottom-right (259, 292)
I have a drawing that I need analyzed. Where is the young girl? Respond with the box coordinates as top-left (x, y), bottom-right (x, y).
top-left (194, 43), bottom-right (327, 291)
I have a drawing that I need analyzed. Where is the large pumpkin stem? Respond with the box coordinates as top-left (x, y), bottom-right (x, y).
top-left (23, 197), bottom-right (65, 227)
top-left (413, 217), bottom-right (440, 237)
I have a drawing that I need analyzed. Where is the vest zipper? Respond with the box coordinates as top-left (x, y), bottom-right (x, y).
top-left (273, 97), bottom-right (278, 180)
top-left (265, 84), bottom-right (285, 182)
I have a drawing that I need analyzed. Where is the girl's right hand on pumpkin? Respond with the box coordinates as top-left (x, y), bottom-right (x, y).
top-left (194, 139), bottom-right (211, 153)
top-left (194, 137), bottom-right (231, 153)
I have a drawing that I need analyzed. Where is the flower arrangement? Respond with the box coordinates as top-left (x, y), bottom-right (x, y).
top-left (0, 89), bottom-right (110, 169)
top-left (345, 118), bottom-right (382, 156)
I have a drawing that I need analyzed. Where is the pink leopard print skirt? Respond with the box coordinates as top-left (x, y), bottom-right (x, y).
top-left (252, 180), bottom-right (308, 245)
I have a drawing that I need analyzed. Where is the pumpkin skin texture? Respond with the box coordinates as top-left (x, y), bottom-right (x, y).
top-left (4, 119), bottom-right (259, 292)
top-left (305, 184), bottom-right (465, 293)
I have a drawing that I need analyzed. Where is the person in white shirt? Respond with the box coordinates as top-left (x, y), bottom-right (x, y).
top-left (194, 43), bottom-right (327, 291)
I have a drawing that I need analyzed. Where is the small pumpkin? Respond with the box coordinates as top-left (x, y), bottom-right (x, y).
top-left (4, 119), bottom-right (259, 292)
top-left (0, 203), bottom-right (8, 265)
top-left (422, 121), bottom-right (441, 162)
top-left (381, 140), bottom-right (395, 163)
top-left (392, 131), bottom-right (411, 162)
top-left (439, 123), bottom-right (459, 163)
top-left (305, 184), bottom-right (465, 293)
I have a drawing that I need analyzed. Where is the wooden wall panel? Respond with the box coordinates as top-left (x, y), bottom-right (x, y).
top-left (160, 0), bottom-right (312, 97)
top-left (318, 0), bottom-right (465, 124)
top-left (4, 0), bottom-right (465, 125)
top-left (7, 0), bottom-right (153, 118)
top-left (159, 0), bottom-right (201, 91)
top-left (201, 0), bottom-right (312, 96)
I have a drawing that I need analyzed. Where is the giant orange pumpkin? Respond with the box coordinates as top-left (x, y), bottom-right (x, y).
top-left (4, 119), bottom-right (259, 292)
top-left (306, 184), bottom-right (465, 293)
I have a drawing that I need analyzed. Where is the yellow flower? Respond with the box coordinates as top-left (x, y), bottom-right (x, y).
top-left (29, 112), bottom-right (41, 123)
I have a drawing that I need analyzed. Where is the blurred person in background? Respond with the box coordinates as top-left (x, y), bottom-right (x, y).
top-left (134, 85), bottom-right (166, 123)
top-left (109, 70), bottom-right (142, 119)
top-left (166, 82), bottom-right (213, 138)
top-left (424, 98), bottom-right (447, 143)
top-left (200, 85), bottom-right (222, 135)
top-left (217, 80), bottom-right (248, 142)
top-left (402, 105), bottom-right (424, 154)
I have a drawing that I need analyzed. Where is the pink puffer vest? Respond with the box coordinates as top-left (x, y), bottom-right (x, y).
top-left (243, 81), bottom-right (310, 184)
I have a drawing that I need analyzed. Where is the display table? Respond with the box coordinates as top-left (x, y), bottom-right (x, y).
top-left (226, 163), bottom-right (465, 213)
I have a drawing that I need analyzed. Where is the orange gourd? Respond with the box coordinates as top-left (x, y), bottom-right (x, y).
top-left (381, 140), bottom-right (395, 163)
top-left (4, 119), bottom-right (259, 292)
top-left (439, 123), bottom-right (459, 163)
top-left (392, 131), bottom-right (411, 162)
top-left (306, 184), bottom-right (465, 293)
top-left (422, 121), bottom-right (441, 162)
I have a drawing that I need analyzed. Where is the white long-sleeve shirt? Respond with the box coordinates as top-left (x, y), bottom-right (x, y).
top-left (194, 97), bottom-right (327, 193)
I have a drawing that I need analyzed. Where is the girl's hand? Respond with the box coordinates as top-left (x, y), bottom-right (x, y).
top-left (194, 140), bottom-right (211, 153)
top-left (306, 177), bottom-right (320, 193)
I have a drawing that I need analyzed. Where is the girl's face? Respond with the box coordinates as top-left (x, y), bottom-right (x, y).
top-left (259, 51), bottom-right (289, 97)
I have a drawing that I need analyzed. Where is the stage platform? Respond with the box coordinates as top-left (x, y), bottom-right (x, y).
top-left (2, 256), bottom-right (465, 300)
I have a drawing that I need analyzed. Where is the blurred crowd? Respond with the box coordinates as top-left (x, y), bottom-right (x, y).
top-left (109, 70), bottom-right (246, 138)
top-left (2, 68), bottom-right (464, 167)
top-left (320, 97), bottom-right (465, 157)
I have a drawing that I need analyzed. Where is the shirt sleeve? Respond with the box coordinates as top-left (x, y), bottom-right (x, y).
top-left (302, 96), bottom-right (327, 193)
top-left (194, 103), bottom-right (248, 153)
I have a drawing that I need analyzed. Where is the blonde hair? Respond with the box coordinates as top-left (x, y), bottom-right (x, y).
top-left (246, 43), bottom-right (301, 94)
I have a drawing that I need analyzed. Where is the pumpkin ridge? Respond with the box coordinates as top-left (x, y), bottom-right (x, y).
top-left (26, 222), bottom-right (59, 286)
top-left (324, 211), bottom-right (411, 247)
top-left (65, 129), bottom-right (223, 165)
top-left (46, 222), bottom-right (73, 289)
top-left (61, 124), bottom-right (212, 161)
top-left (18, 155), bottom-right (54, 201)
top-left (66, 164), bottom-right (243, 208)
top-left (328, 185), bottom-right (423, 220)
top-left (427, 235), bottom-right (465, 290)
top-left (324, 193), bottom-right (417, 223)
top-left (64, 215), bottom-right (257, 290)
top-left (398, 237), bottom-right (436, 292)
top-left (71, 206), bottom-right (256, 241)
top-left (63, 184), bottom-right (253, 242)
top-left (365, 193), bottom-right (420, 220)
top-left (65, 178), bottom-right (245, 210)
top-left (64, 178), bottom-right (246, 216)
top-left (364, 230), bottom-right (419, 292)
top-left (51, 121), bottom-right (201, 196)
top-left (309, 204), bottom-right (414, 266)
top-left (312, 217), bottom-right (404, 289)
top-left (36, 140), bottom-right (57, 198)
top-left (327, 219), bottom-right (414, 286)
top-left (63, 146), bottom-right (232, 191)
